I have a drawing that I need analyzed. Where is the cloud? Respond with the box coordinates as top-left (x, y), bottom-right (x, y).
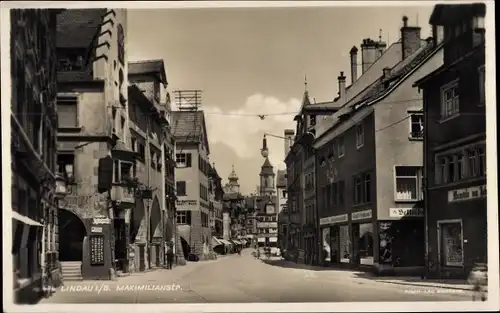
top-left (204, 93), bottom-right (301, 173)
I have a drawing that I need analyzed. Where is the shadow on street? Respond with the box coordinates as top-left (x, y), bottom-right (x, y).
top-left (352, 272), bottom-right (472, 291)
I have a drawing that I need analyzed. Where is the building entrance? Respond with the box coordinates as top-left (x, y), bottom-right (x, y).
top-left (58, 209), bottom-right (86, 261)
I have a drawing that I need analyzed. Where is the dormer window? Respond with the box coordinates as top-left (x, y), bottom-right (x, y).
top-left (117, 24), bottom-right (125, 65)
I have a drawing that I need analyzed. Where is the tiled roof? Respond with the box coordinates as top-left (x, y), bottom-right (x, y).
top-left (171, 110), bottom-right (210, 153)
top-left (260, 157), bottom-right (274, 176)
top-left (256, 195), bottom-right (277, 213)
top-left (128, 60), bottom-right (168, 85)
top-left (56, 9), bottom-right (106, 48)
top-left (276, 170), bottom-right (287, 188)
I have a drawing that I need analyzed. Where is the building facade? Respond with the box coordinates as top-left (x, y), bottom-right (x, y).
top-left (415, 3), bottom-right (486, 279)
top-left (127, 59), bottom-right (171, 272)
top-left (10, 8), bottom-right (63, 303)
top-left (276, 169), bottom-right (288, 253)
top-left (208, 164), bottom-right (224, 238)
top-left (171, 109), bottom-right (213, 260)
top-left (314, 16), bottom-right (443, 274)
top-left (55, 8), bottom-right (132, 280)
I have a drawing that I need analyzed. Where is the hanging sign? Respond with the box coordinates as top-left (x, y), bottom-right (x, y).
top-left (389, 207), bottom-right (424, 218)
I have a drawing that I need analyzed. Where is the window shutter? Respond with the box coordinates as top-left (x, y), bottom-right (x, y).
top-left (187, 211), bottom-right (192, 225)
top-left (186, 153), bottom-right (192, 167)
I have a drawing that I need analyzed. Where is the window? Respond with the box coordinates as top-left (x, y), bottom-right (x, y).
top-left (473, 16), bottom-right (485, 30)
top-left (113, 161), bottom-right (133, 183)
top-left (364, 173), bottom-right (371, 203)
top-left (457, 153), bottom-right (465, 180)
top-left (439, 222), bottom-right (463, 267)
top-left (309, 115), bottom-right (316, 127)
top-left (467, 149), bottom-right (478, 177)
top-left (176, 211), bottom-right (191, 225)
top-left (137, 142), bottom-right (146, 161)
top-left (176, 153), bottom-right (192, 168)
top-left (440, 81), bottom-right (459, 119)
top-left (478, 66), bottom-right (485, 106)
top-left (151, 150), bottom-right (156, 168)
top-left (447, 155), bottom-right (456, 183)
top-left (409, 113), bottom-right (424, 139)
top-left (176, 181), bottom-right (186, 196)
top-left (394, 166), bottom-right (421, 201)
top-left (57, 96), bottom-right (78, 128)
top-left (356, 124), bottom-right (364, 148)
top-left (57, 154), bottom-right (75, 183)
top-left (337, 137), bottom-right (345, 157)
top-left (331, 183), bottom-right (338, 206)
top-left (353, 176), bottom-right (362, 204)
top-left (117, 24), bottom-right (125, 65)
top-left (338, 180), bottom-right (345, 205)
top-left (478, 147), bottom-right (486, 176)
top-left (131, 137), bottom-right (137, 152)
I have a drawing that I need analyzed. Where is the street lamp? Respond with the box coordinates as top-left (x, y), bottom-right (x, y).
top-left (54, 174), bottom-right (68, 198)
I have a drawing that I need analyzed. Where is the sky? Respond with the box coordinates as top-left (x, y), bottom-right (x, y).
top-left (127, 4), bottom-right (433, 195)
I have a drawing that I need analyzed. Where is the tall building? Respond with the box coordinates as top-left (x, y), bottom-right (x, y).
top-left (276, 170), bottom-right (288, 253)
top-left (314, 16), bottom-right (443, 274)
top-left (127, 59), bottom-right (172, 272)
top-left (55, 9), bottom-right (131, 280)
top-left (10, 8), bottom-right (63, 303)
top-left (171, 106), bottom-right (212, 260)
top-left (415, 3), bottom-right (486, 278)
top-left (208, 163), bottom-right (224, 238)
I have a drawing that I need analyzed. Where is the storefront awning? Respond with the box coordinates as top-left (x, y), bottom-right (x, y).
top-left (217, 238), bottom-right (232, 246)
top-left (232, 240), bottom-right (242, 245)
top-left (12, 211), bottom-right (43, 226)
top-left (212, 236), bottom-right (223, 246)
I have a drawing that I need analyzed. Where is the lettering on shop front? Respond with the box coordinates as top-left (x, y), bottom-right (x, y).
top-left (351, 210), bottom-right (372, 221)
top-left (389, 208), bottom-right (424, 218)
top-left (320, 214), bottom-right (348, 226)
top-left (448, 185), bottom-right (486, 203)
top-left (176, 200), bottom-right (198, 206)
top-left (93, 216), bottom-right (111, 225)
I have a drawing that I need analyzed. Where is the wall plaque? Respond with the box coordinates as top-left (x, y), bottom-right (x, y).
top-left (90, 234), bottom-right (105, 266)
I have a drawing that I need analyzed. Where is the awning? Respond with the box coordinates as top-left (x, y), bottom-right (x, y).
top-left (232, 240), bottom-right (242, 245)
top-left (218, 238), bottom-right (232, 246)
top-left (12, 211), bottom-right (43, 226)
top-left (212, 236), bottom-right (223, 246)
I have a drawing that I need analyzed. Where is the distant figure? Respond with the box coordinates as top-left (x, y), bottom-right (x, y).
top-left (166, 245), bottom-right (174, 270)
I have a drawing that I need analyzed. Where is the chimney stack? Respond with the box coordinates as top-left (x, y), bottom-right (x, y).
top-left (382, 67), bottom-right (391, 78)
top-left (338, 71), bottom-right (346, 99)
top-left (361, 38), bottom-right (378, 74)
top-left (401, 16), bottom-right (421, 60)
top-left (284, 129), bottom-right (295, 159)
top-left (350, 46), bottom-right (358, 84)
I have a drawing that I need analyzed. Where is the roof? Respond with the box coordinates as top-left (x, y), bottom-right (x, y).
top-left (56, 9), bottom-right (106, 48)
top-left (128, 60), bottom-right (168, 85)
top-left (260, 157), bottom-right (275, 176)
top-left (276, 170), bottom-right (287, 188)
top-left (128, 84), bottom-right (167, 125)
top-left (171, 110), bottom-right (210, 154)
top-left (430, 3), bottom-right (486, 26)
top-left (315, 39), bottom-right (443, 143)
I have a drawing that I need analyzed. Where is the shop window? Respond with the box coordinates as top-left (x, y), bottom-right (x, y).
top-left (358, 223), bottom-right (374, 265)
top-left (57, 96), bottom-right (78, 128)
top-left (176, 181), bottom-right (186, 196)
top-left (57, 153), bottom-right (75, 183)
top-left (440, 80), bottom-right (460, 120)
top-left (176, 153), bottom-right (192, 168)
top-left (394, 166), bottom-right (421, 201)
top-left (322, 228), bottom-right (331, 262)
top-left (176, 211), bottom-right (191, 225)
top-left (356, 123), bottom-right (364, 148)
top-left (339, 225), bottom-right (350, 263)
top-left (439, 221), bottom-right (464, 267)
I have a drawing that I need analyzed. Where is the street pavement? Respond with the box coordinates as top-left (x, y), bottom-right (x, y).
top-left (38, 249), bottom-right (477, 303)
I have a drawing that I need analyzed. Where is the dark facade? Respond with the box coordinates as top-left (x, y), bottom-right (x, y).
top-left (10, 9), bottom-right (63, 303)
top-left (415, 3), bottom-right (486, 279)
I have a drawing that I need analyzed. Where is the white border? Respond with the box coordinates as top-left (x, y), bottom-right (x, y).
top-left (2, 1), bottom-right (498, 312)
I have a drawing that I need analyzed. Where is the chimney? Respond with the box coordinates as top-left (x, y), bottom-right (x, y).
top-left (284, 129), bottom-right (295, 159)
top-left (361, 38), bottom-right (378, 74)
top-left (401, 16), bottom-right (421, 60)
top-left (383, 67), bottom-right (391, 78)
top-left (349, 46), bottom-right (358, 84)
top-left (338, 71), bottom-right (346, 99)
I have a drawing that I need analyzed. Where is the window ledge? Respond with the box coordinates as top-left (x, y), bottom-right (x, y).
top-left (408, 137), bottom-right (423, 141)
top-left (438, 113), bottom-right (461, 124)
top-left (58, 127), bottom-right (82, 133)
top-left (428, 176), bottom-right (486, 191)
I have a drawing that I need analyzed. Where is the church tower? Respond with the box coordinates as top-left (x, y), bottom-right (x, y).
top-left (227, 165), bottom-right (240, 193)
top-left (259, 135), bottom-right (275, 196)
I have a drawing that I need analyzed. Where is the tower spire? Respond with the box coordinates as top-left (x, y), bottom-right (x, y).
top-left (304, 74), bottom-right (308, 92)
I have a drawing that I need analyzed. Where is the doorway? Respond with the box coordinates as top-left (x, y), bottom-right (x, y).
top-left (58, 209), bottom-right (86, 261)
top-left (351, 223), bottom-right (360, 266)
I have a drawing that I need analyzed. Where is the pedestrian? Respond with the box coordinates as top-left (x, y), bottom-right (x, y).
top-left (166, 245), bottom-right (174, 270)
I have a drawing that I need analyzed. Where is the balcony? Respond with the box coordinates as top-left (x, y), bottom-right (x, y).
top-left (110, 185), bottom-right (135, 206)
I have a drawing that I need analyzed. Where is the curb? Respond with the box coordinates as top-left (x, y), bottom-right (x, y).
top-left (377, 280), bottom-right (480, 292)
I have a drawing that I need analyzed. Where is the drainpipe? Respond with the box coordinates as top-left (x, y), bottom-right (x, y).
top-left (422, 87), bottom-right (429, 278)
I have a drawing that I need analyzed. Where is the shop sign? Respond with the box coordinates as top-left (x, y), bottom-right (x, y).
top-left (91, 226), bottom-right (103, 233)
top-left (389, 207), bottom-right (424, 218)
top-left (176, 200), bottom-right (198, 206)
top-left (320, 214), bottom-right (348, 226)
top-left (448, 185), bottom-right (486, 203)
top-left (257, 222), bottom-right (278, 228)
top-left (351, 210), bottom-right (372, 221)
top-left (93, 216), bottom-right (111, 225)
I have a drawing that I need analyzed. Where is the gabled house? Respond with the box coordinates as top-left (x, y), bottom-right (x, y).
top-left (314, 16), bottom-right (444, 275)
top-left (414, 3), bottom-right (486, 279)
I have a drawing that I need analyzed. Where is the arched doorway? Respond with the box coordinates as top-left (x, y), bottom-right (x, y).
top-left (180, 236), bottom-right (190, 260)
top-left (58, 209), bottom-right (86, 261)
